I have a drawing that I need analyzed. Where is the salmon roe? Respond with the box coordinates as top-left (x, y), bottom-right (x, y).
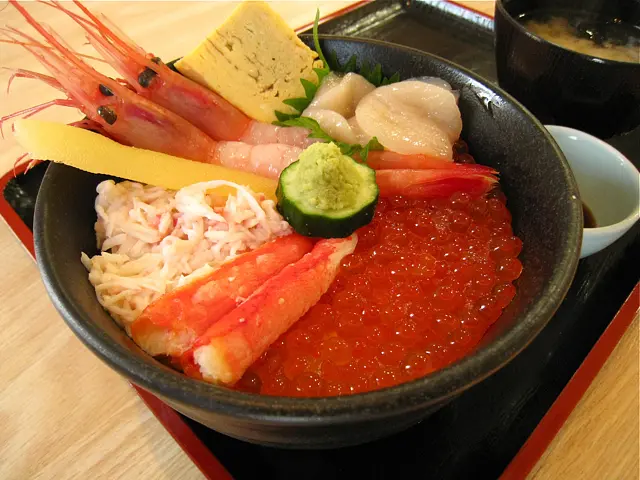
top-left (235, 189), bottom-right (523, 397)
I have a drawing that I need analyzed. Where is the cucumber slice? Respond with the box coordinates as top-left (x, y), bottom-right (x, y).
top-left (276, 143), bottom-right (379, 238)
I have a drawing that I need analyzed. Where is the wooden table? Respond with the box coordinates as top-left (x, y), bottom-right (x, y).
top-left (0, 1), bottom-right (637, 478)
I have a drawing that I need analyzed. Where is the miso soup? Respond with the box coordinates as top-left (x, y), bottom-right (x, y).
top-left (519, 9), bottom-right (640, 63)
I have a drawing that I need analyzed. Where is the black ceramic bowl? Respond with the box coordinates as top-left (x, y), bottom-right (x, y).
top-left (494, 0), bottom-right (640, 139)
top-left (34, 36), bottom-right (582, 449)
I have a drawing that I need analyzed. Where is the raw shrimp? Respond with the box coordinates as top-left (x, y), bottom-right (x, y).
top-left (2, 3), bottom-right (215, 161)
top-left (375, 164), bottom-right (498, 198)
top-left (365, 151), bottom-right (457, 170)
top-left (211, 142), bottom-right (302, 180)
top-left (237, 122), bottom-right (317, 149)
top-left (37, 0), bottom-right (316, 148)
top-left (3, 2), bottom-right (304, 177)
top-left (5, 0), bottom-right (491, 192)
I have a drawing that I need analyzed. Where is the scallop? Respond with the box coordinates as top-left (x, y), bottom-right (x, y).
top-left (303, 109), bottom-right (360, 144)
top-left (302, 72), bottom-right (376, 144)
top-left (306, 72), bottom-right (376, 117)
top-left (355, 81), bottom-right (463, 159)
top-left (411, 76), bottom-right (460, 101)
top-left (347, 116), bottom-right (372, 145)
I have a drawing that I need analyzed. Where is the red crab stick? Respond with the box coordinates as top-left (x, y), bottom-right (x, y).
top-left (189, 235), bottom-right (358, 386)
top-left (375, 164), bottom-right (498, 198)
top-left (130, 234), bottom-right (314, 357)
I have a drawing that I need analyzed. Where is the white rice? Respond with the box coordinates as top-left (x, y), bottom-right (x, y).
top-left (81, 180), bottom-right (292, 329)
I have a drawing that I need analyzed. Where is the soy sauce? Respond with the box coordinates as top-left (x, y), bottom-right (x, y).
top-left (583, 202), bottom-right (597, 228)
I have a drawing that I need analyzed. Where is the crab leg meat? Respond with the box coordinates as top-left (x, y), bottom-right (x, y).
top-left (188, 235), bottom-right (358, 385)
top-left (130, 234), bottom-right (314, 357)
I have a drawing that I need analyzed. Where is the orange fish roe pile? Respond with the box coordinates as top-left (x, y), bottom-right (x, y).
top-left (235, 191), bottom-right (523, 397)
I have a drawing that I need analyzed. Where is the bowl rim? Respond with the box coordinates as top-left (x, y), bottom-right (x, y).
top-left (495, 0), bottom-right (640, 68)
top-left (34, 34), bottom-right (583, 423)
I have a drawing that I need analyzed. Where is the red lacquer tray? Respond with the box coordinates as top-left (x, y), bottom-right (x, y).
top-left (1, 1), bottom-right (638, 478)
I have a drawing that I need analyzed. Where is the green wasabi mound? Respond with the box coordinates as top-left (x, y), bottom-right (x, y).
top-left (276, 142), bottom-right (379, 238)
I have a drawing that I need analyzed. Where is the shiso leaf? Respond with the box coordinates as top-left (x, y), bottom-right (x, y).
top-left (274, 117), bottom-right (383, 162)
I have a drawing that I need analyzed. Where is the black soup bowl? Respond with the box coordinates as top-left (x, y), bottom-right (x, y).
top-left (34, 37), bottom-right (582, 449)
top-left (495, 0), bottom-right (640, 139)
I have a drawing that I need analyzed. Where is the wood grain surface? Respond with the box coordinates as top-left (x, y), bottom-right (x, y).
top-left (530, 316), bottom-right (639, 480)
top-left (0, 1), bottom-right (637, 479)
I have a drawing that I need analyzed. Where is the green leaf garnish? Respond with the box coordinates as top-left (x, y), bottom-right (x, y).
top-left (282, 97), bottom-right (311, 112)
top-left (361, 137), bottom-right (384, 161)
top-left (274, 110), bottom-right (299, 122)
top-left (313, 66), bottom-right (330, 84)
top-left (380, 72), bottom-right (401, 86)
top-left (370, 64), bottom-right (383, 86)
top-left (274, 116), bottom-right (383, 162)
top-left (312, 9), bottom-right (330, 69)
top-left (327, 50), bottom-right (339, 71)
top-left (274, 117), bottom-right (334, 143)
top-left (342, 54), bottom-right (358, 73)
top-left (299, 78), bottom-right (318, 99)
top-left (337, 59), bottom-right (396, 87)
top-left (359, 61), bottom-right (370, 82)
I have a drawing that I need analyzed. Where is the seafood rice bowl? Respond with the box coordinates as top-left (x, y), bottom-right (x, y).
top-left (5, 0), bottom-right (581, 446)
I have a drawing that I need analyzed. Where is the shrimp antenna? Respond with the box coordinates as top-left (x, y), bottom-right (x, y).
top-left (4, 68), bottom-right (64, 95)
top-left (40, 0), bottom-right (166, 75)
top-left (13, 153), bottom-right (29, 177)
top-left (0, 98), bottom-right (76, 138)
top-left (1, 27), bottom-right (75, 86)
top-left (0, 37), bottom-right (107, 63)
top-left (6, 0), bottom-right (128, 111)
top-left (8, 0), bottom-right (105, 82)
top-left (70, 0), bottom-right (148, 57)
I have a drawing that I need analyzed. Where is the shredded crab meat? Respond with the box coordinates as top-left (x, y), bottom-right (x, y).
top-left (81, 180), bottom-right (292, 328)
